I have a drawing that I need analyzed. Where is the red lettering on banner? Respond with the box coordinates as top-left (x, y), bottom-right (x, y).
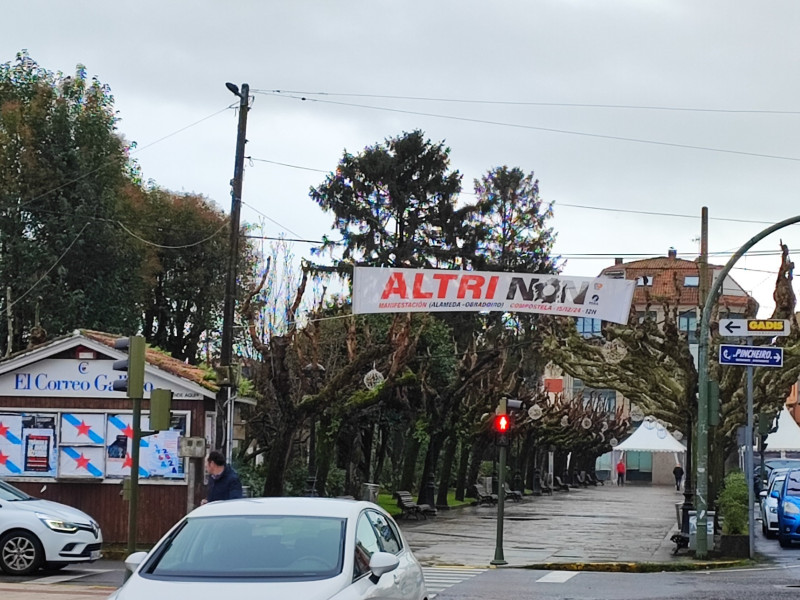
top-left (458, 275), bottom-right (485, 299)
top-left (486, 276), bottom-right (498, 299)
top-left (432, 273), bottom-right (458, 297)
top-left (381, 273), bottom-right (408, 299)
top-left (412, 274), bottom-right (432, 299)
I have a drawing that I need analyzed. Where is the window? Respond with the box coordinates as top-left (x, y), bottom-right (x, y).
top-left (572, 382), bottom-right (617, 416)
top-left (605, 270), bottom-right (624, 280)
top-left (0, 410), bottom-right (188, 481)
top-left (679, 310), bottom-right (698, 344)
top-left (575, 317), bottom-right (602, 338)
top-left (684, 276), bottom-right (699, 287)
top-left (366, 510), bottom-right (402, 554)
top-left (354, 513), bottom-right (382, 578)
top-left (637, 311), bottom-right (657, 323)
top-left (636, 275), bottom-right (654, 287)
top-left (145, 515), bottom-right (345, 578)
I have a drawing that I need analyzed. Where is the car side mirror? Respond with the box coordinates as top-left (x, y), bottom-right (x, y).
top-left (368, 551), bottom-right (399, 582)
top-left (760, 490), bottom-right (767, 498)
top-left (124, 551), bottom-right (148, 573)
top-left (772, 490), bottom-right (780, 499)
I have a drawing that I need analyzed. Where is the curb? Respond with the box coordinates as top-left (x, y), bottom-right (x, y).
top-left (516, 559), bottom-right (750, 572)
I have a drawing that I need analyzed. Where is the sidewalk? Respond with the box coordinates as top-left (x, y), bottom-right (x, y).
top-left (399, 482), bottom-right (691, 568)
top-left (0, 584), bottom-right (114, 599)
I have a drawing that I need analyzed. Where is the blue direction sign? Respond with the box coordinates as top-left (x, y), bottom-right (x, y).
top-left (719, 344), bottom-right (783, 367)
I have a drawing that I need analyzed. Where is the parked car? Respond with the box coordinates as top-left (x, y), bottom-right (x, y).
top-left (755, 459), bottom-right (800, 494)
top-left (777, 469), bottom-right (800, 547)
top-left (760, 473), bottom-right (786, 538)
top-left (109, 497), bottom-right (427, 600)
top-left (0, 478), bottom-right (102, 574)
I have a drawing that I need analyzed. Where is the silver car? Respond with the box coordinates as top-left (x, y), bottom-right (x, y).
top-left (109, 497), bottom-right (427, 600)
top-left (0, 478), bottom-right (102, 574)
top-left (760, 473), bottom-right (787, 538)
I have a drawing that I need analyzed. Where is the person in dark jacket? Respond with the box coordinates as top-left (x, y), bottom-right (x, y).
top-left (202, 450), bottom-right (243, 503)
top-left (673, 463), bottom-right (685, 491)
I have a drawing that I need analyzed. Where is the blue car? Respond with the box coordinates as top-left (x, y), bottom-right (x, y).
top-left (777, 469), bottom-right (800, 547)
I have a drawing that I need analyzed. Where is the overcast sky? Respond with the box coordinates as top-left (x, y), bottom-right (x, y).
top-left (4, 0), bottom-right (800, 317)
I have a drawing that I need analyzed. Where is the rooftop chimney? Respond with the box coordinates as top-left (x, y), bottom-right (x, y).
top-left (614, 257), bottom-right (623, 265)
top-left (668, 247), bottom-right (677, 259)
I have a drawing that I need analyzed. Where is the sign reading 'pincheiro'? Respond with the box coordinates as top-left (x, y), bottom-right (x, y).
top-left (719, 344), bottom-right (783, 367)
top-left (352, 267), bottom-right (636, 324)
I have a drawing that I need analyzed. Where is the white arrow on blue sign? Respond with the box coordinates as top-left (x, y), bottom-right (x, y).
top-left (719, 344), bottom-right (783, 367)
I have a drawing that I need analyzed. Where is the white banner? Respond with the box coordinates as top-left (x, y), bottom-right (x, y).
top-left (353, 267), bottom-right (635, 325)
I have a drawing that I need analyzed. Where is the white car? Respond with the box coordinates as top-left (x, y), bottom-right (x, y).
top-left (109, 497), bottom-right (428, 600)
top-left (760, 473), bottom-right (787, 538)
top-left (0, 478), bottom-right (102, 574)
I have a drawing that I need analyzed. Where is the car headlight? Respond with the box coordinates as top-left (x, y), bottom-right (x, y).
top-left (36, 513), bottom-right (79, 533)
top-left (784, 502), bottom-right (800, 515)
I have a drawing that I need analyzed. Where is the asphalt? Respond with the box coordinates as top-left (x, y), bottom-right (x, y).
top-left (0, 482), bottom-right (741, 599)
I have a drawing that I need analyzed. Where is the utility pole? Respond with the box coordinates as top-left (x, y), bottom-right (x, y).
top-left (219, 82), bottom-right (250, 464)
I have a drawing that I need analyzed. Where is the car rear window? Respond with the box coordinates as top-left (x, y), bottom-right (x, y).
top-left (144, 515), bottom-right (345, 580)
top-left (785, 472), bottom-right (800, 497)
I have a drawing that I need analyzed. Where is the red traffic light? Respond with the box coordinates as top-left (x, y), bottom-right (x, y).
top-left (494, 414), bottom-right (511, 433)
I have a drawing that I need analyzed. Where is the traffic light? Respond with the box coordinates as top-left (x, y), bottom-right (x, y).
top-left (494, 414), bottom-right (511, 446)
top-left (149, 388), bottom-right (173, 431)
top-left (112, 335), bottom-right (145, 399)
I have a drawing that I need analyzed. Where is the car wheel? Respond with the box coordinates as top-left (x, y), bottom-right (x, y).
top-left (0, 531), bottom-right (44, 575)
top-left (779, 533), bottom-right (791, 548)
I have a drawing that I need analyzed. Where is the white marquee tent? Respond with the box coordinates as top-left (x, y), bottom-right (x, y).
top-left (615, 421), bottom-right (686, 453)
top-left (764, 407), bottom-right (800, 453)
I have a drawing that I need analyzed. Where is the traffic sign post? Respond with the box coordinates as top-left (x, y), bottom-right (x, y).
top-left (719, 337), bottom-right (784, 559)
top-left (719, 344), bottom-right (783, 367)
top-left (719, 318), bottom-right (791, 337)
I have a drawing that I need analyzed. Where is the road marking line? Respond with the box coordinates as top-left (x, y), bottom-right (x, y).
top-left (27, 569), bottom-right (113, 584)
top-left (536, 570), bottom-right (579, 583)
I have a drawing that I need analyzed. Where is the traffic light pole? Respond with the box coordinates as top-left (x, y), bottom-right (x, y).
top-left (491, 443), bottom-right (508, 565)
top-left (491, 397), bottom-right (508, 566)
top-left (695, 214), bottom-right (800, 558)
top-left (127, 395), bottom-right (141, 557)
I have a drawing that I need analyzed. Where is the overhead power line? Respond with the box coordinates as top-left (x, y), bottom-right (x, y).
top-left (256, 89), bottom-right (800, 115)
top-left (256, 92), bottom-right (800, 163)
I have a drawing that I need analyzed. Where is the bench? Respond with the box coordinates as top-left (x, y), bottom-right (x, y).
top-left (503, 482), bottom-right (522, 502)
top-left (553, 476), bottom-right (570, 491)
top-left (470, 483), bottom-right (498, 506)
top-left (394, 491), bottom-right (431, 520)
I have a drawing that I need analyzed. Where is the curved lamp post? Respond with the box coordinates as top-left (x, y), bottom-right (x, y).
top-left (695, 215), bottom-right (800, 558)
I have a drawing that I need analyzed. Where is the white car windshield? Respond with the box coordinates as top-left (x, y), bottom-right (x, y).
top-left (0, 480), bottom-right (33, 501)
top-left (143, 515), bottom-right (346, 579)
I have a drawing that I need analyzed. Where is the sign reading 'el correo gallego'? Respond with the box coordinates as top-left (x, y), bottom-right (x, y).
top-left (352, 267), bottom-right (635, 324)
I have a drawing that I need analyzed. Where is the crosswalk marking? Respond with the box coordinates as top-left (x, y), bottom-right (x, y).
top-left (536, 570), bottom-right (579, 583)
top-left (27, 568), bottom-right (112, 584)
top-left (423, 566), bottom-right (486, 597)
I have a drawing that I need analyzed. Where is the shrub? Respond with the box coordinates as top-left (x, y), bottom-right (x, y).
top-left (717, 471), bottom-right (749, 535)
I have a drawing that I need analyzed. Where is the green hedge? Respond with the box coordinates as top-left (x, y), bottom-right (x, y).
top-left (718, 471), bottom-right (749, 535)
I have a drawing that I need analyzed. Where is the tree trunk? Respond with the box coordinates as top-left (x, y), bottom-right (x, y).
top-left (262, 421), bottom-right (296, 497)
top-left (455, 438), bottom-right (470, 501)
top-left (314, 415), bottom-right (333, 496)
top-left (374, 424), bottom-right (389, 486)
top-left (399, 433), bottom-right (421, 492)
top-left (436, 431), bottom-right (458, 508)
